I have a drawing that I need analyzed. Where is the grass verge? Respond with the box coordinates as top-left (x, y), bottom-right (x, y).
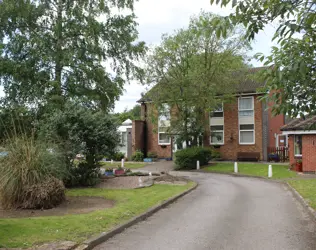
top-left (288, 179), bottom-right (316, 210)
top-left (204, 162), bottom-right (297, 179)
top-left (0, 183), bottom-right (194, 248)
top-left (100, 162), bottom-right (148, 169)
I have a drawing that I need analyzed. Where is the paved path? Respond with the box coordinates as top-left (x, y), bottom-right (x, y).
top-left (94, 172), bottom-right (316, 250)
top-left (135, 161), bottom-right (175, 173)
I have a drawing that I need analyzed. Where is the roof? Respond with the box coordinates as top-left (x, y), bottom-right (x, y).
top-left (281, 116), bottom-right (316, 131)
top-left (137, 66), bottom-right (269, 103)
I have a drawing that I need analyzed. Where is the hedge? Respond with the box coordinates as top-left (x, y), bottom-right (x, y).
top-left (174, 147), bottom-right (212, 170)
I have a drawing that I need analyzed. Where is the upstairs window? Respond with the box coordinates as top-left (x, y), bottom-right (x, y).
top-left (211, 103), bottom-right (224, 118)
top-left (239, 97), bottom-right (254, 117)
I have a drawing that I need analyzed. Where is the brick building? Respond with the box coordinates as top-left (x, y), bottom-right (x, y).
top-left (281, 116), bottom-right (316, 173)
top-left (132, 67), bottom-right (286, 161)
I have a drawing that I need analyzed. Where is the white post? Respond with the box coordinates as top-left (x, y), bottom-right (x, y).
top-left (121, 158), bottom-right (124, 168)
top-left (138, 177), bottom-right (143, 187)
top-left (149, 172), bottom-right (152, 178)
top-left (197, 160), bottom-right (200, 170)
top-left (111, 159), bottom-right (113, 164)
top-left (268, 165), bottom-right (273, 178)
top-left (234, 162), bottom-right (238, 173)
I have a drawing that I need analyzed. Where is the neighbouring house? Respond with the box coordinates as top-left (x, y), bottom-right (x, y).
top-left (117, 119), bottom-right (133, 159)
top-left (281, 116), bottom-right (316, 173)
top-left (132, 66), bottom-right (287, 161)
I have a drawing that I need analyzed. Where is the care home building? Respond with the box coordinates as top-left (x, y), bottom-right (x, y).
top-left (131, 67), bottom-right (286, 161)
top-left (281, 116), bottom-right (316, 173)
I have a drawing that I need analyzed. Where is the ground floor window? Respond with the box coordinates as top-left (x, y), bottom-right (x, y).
top-left (158, 127), bottom-right (171, 144)
top-left (239, 124), bottom-right (255, 144)
top-left (210, 125), bottom-right (224, 145)
top-left (294, 134), bottom-right (302, 156)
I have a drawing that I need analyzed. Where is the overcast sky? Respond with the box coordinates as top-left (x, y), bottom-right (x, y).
top-left (114, 0), bottom-right (277, 112)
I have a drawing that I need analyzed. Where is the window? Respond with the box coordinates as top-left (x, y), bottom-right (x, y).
top-left (158, 104), bottom-right (171, 145)
top-left (210, 125), bottom-right (224, 145)
top-left (211, 103), bottom-right (224, 118)
top-left (121, 132), bottom-right (126, 145)
top-left (239, 124), bottom-right (255, 144)
top-left (294, 135), bottom-right (302, 156)
top-left (239, 97), bottom-right (254, 117)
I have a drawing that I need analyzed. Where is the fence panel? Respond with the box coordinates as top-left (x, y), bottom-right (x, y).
top-left (267, 147), bottom-right (289, 162)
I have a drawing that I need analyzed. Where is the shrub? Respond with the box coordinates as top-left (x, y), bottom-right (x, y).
top-left (64, 161), bottom-right (100, 187)
top-left (132, 150), bottom-right (144, 162)
top-left (147, 151), bottom-right (158, 158)
top-left (21, 177), bottom-right (65, 209)
top-left (0, 136), bottom-right (67, 209)
top-left (211, 150), bottom-right (221, 159)
top-left (111, 152), bottom-right (125, 161)
top-left (174, 147), bottom-right (212, 170)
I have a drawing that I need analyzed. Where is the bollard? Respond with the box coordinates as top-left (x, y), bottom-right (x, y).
top-left (197, 160), bottom-right (200, 170)
top-left (121, 158), bottom-right (124, 168)
top-left (268, 165), bottom-right (273, 178)
top-left (111, 159), bottom-right (113, 164)
top-left (234, 162), bottom-right (238, 173)
top-left (138, 177), bottom-right (143, 187)
top-left (149, 172), bottom-right (152, 178)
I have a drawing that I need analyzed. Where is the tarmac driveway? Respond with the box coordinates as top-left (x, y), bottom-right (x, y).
top-left (94, 172), bottom-right (316, 250)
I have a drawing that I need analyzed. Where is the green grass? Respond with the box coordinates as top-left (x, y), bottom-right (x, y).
top-left (100, 162), bottom-right (148, 169)
top-left (0, 183), bottom-right (194, 248)
top-left (288, 180), bottom-right (316, 209)
top-left (204, 162), bottom-right (297, 179)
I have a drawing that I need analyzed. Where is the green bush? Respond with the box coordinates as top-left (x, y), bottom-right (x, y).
top-left (174, 147), bottom-right (212, 170)
top-left (132, 150), bottom-right (144, 162)
top-left (111, 152), bottom-right (125, 161)
top-left (147, 151), bottom-right (158, 158)
top-left (211, 150), bottom-right (221, 159)
top-left (0, 136), bottom-right (67, 209)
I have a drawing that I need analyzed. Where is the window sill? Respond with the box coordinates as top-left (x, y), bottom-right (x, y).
top-left (239, 143), bottom-right (255, 145)
top-left (211, 143), bottom-right (224, 146)
top-left (158, 143), bottom-right (171, 146)
top-left (294, 155), bottom-right (302, 158)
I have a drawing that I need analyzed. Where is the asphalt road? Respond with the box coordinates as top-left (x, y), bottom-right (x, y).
top-left (94, 172), bottom-right (316, 250)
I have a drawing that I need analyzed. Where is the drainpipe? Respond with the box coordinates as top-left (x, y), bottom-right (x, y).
top-left (143, 102), bottom-right (148, 158)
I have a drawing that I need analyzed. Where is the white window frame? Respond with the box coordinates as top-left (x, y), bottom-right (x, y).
top-left (294, 134), bottom-right (302, 157)
top-left (238, 96), bottom-right (254, 117)
top-left (239, 124), bottom-right (255, 145)
top-left (158, 104), bottom-right (171, 145)
top-left (211, 103), bottom-right (224, 118)
top-left (210, 125), bottom-right (224, 145)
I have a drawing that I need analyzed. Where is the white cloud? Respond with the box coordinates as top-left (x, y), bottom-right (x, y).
top-left (114, 1), bottom-right (276, 112)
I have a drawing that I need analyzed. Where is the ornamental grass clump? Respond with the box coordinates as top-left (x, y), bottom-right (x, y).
top-left (0, 135), bottom-right (67, 209)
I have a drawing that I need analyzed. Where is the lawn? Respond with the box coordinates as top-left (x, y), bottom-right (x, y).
top-left (100, 161), bottom-right (148, 169)
top-left (288, 180), bottom-right (316, 210)
top-left (0, 183), bottom-right (194, 248)
top-left (204, 162), bottom-right (297, 179)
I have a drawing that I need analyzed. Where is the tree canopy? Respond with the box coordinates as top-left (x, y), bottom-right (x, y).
top-left (211, 0), bottom-right (316, 117)
top-left (0, 0), bottom-right (146, 110)
top-left (145, 12), bottom-right (250, 145)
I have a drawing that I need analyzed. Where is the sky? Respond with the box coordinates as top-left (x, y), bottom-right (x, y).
top-left (114, 0), bottom-right (278, 112)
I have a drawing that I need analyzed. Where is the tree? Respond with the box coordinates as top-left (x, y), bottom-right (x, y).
top-left (40, 102), bottom-right (120, 186)
top-left (145, 12), bottom-right (250, 146)
top-left (210, 0), bottom-right (316, 117)
top-left (0, 0), bottom-right (146, 111)
top-left (115, 104), bottom-right (141, 123)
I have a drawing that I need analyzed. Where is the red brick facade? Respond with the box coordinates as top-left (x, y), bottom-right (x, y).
top-left (288, 134), bottom-right (316, 172)
top-left (209, 95), bottom-right (263, 160)
top-left (132, 120), bottom-right (145, 154)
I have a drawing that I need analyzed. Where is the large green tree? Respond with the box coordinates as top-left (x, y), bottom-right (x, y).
top-left (211, 0), bottom-right (316, 117)
top-left (114, 104), bottom-right (141, 123)
top-left (145, 12), bottom-right (250, 145)
top-left (0, 0), bottom-right (146, 110)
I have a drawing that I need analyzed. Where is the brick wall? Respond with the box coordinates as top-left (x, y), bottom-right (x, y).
top-left (143, 103), bottom-right (172, 159)
top-left (132, 120), bottom-right (145, 155)
top-left (213, 95), bottom-right (264, 160)
top-left (302, 135), bottom-right (316, 172)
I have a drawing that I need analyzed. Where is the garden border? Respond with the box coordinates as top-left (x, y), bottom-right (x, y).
top-left (285, 182), bottom-right (316, 221)
top-left (75, 182), bottom-right (198, 250)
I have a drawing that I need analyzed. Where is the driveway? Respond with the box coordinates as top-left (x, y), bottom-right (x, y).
top-left (94, 172), bottom-right (316, 250)
top-left (134, 160), bottom-right (175, 173)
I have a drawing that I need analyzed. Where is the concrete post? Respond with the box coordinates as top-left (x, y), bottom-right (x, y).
top-left (197, 160), bottom-right (200, 170)
top-left (234, 162), bottom-right (238, 173)
top-left (121, 158), bottom-right (124, 168)
top-left (268, 165), bottom-right (273, 178)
